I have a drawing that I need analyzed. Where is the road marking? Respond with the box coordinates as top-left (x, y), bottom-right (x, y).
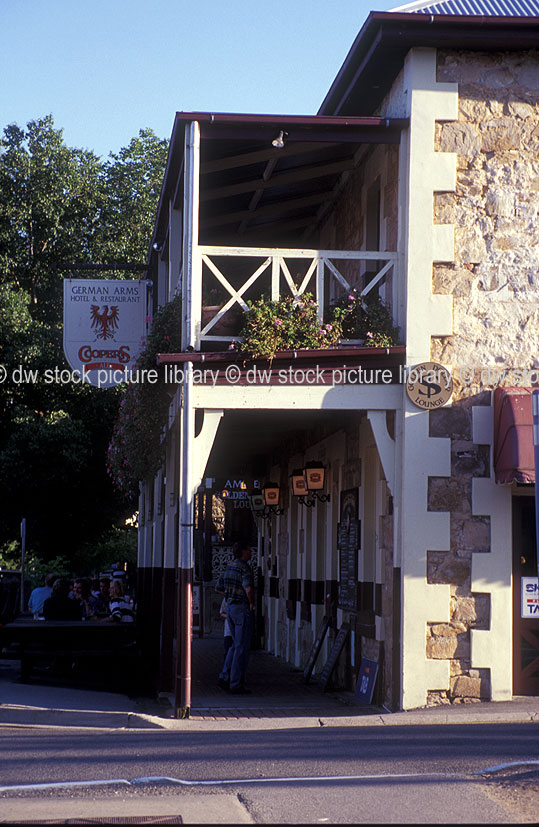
top-left (476, 760), bottom-right (539, 775)
top-left (0, 771), bottom-right (459, 793)
top-left (0, 779), bottom-right (131, 793)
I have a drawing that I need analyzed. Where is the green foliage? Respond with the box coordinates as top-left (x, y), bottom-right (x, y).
top-left (235, 289), bottom-right (400, 359)
top-left (0, 526), bottom-right (136, 587)
top-left (72, 525), bottom-right (138, 577)
top-left (0, 115), bottom-right (168, 560)
top-left (100, 129), bottom-right (169, 262)
top-left (107, 295), bottom-right (182, 496)
top-left (0, 540), bottom-right (21, 571)
top-left (0, 540), bottom-right (70, 589)
top-left (25, 554), bottom-right (71, 590)
top-left (330, 288), bottom-right (400, 348)
top-left (0, 117), bottom-right (104, 321)
top-left (235, 294), bottom-right (343, 359)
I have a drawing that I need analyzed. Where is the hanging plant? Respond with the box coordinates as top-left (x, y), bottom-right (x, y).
top-left (234, 293), bottom-right (343, 360)
top-left (107, 295), bottom-right (181, 498)
top-left (235, 290), bottom-right (399, 360)
top-left (330, 289), bottom-right (400, 348)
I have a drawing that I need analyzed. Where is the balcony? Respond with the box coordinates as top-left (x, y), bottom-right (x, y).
top-left (150, 113), bottom-right (407, 356)
top-left (192, 245), bottom-right (397, 350)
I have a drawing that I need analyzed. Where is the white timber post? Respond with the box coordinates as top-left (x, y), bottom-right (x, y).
top-left (316, 258), bottom-right (324, 321)
top-left (176, 120), bottom-right (200, 718)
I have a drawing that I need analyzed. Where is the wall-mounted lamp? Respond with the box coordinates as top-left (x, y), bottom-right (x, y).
top-left (271, 130), bottom-right (288, 149)
top-left (249, 483), bottom-right (284, 519)
top-left (290, 462), bottom-right (330, 507)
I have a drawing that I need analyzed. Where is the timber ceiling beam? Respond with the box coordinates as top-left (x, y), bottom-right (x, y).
top-left (200, 142), bottom-right (340, 175)
top-left (201, 159), bottom-right (356, 202)
top-left (201, 191), bottom-right (334, 230)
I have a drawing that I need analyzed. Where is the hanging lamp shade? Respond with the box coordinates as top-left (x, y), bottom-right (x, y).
top-left (304, 462), bottom-right (326, 491)
top-left (263, 482), bottom-right (280, 507)
top-left (290, 470), bottom-right (307, 497)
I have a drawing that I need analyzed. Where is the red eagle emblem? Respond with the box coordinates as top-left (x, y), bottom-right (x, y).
top-left (90, 305), bottom-right (119, 340)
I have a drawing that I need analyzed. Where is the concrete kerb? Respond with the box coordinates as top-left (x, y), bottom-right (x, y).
top-left (1, 703), bottom-right (537, 731)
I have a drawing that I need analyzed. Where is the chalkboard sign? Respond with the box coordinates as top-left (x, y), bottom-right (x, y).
top-left (338, 489), bottom-right (360, 610)
top-left (355, 657), bottom-right (379, 705)
top-left (338, 518), bottom-right (360, 610)
top-left (318, 623), bottom-right (350, 691)
top-left (303, 614), bottom-right (330, 684)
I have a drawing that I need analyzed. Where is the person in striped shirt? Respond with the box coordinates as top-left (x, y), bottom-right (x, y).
top-left (216, 542), bottom-right (254, 695)
top-left (107, 580), bottom-right (135, 623)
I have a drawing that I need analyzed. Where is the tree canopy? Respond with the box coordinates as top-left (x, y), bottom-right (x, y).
top-left (0, 116), bottom-right (168, 563)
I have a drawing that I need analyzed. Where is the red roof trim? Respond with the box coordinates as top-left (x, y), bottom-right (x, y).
top-left (157, 345), bottom-right (406, 365)
top-left (173, 112), bottom-right (408, 129)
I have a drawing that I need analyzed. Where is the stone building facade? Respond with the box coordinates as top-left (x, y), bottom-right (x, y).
top-left (137, 7), bottom-right (539, 715)
top-left (428, 49), bottom-right (539, 703)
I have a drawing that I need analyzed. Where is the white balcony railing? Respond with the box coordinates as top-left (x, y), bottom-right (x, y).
top-left (193, 245), bottom-right (397, 348)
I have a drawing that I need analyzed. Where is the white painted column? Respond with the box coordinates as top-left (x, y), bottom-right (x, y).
top-left (471, 404), bottom-right (512, 700)
top-left (396, 48), bottom-right (457, 709)
top-left (176, 120), bottom-right (201, 717)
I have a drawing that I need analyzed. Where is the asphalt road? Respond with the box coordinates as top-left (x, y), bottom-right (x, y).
top-left (0, 722), bottom-right (537, 823)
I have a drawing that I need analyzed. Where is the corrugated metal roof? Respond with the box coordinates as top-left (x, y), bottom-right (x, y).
top-left (390, 0), bottom-right (539, 14)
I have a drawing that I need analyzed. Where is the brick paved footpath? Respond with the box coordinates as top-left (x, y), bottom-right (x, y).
top-left (185, 636), bottom-right (379, 721)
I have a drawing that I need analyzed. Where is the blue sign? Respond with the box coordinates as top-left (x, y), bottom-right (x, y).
top-left (355, 657), bottom-right (379, 705)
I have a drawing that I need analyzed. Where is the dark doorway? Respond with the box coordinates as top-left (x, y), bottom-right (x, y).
top-left (512, 494), bottom-right (539, 695)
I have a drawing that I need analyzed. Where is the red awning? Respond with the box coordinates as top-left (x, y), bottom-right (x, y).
top-left (493, 387), bottom-right (535, 485)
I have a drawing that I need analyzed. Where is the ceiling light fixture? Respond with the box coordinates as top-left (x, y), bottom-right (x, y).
top-left (271, 130), bottom-right (288, 149)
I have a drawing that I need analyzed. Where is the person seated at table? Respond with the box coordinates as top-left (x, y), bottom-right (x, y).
top-left (43, 578), bottom-right (83, 621)
top-left (73, 578), bottom-right (98, 620)
top-left (91, 577), bottom-right (111, 616)
top-left (28, 573), bottom-right (55, 618)
top-left (105, 580), bottom-right (135, 623)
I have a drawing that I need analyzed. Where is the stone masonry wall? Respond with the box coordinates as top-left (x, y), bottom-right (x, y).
top-left (432, 49), bottom-right (539, 390)
top-left (427, 49), bottom-right (539, 704)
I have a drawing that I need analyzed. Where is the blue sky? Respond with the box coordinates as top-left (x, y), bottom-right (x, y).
top-left (1, 0), bottom-right (395, 158)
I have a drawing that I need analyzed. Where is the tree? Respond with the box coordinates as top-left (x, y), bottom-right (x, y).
top-left (0, 116), bottom-right (168, 563)
top-left (100, 129), bottom-right (168, 262)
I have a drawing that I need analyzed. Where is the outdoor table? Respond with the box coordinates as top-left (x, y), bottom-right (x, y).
top-left (0, 617), bottom-right (137, 681)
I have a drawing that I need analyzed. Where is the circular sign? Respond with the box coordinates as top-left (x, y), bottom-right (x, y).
top-left (405, 362), bottom-right (452, 409)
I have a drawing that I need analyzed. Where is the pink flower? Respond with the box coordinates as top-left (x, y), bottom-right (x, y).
top-left (274, 319), bottom-right (283, 326)
top-left (367, 331), bottom-right (373, 338)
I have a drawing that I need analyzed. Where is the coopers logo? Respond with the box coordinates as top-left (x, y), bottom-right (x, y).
top-left (78, 345), bottom-right (131, 370)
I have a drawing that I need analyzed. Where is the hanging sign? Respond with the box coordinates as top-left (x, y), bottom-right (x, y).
top-left (63, 280), bottom-right (147, 388)
top-left (521, 577), bottom-right (539, 618)
top-left (216, 477), bottom-right (262, 509)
